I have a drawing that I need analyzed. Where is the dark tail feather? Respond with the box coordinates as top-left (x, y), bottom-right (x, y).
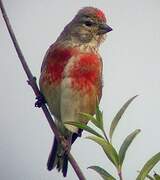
top-left (71, 129), bottom-right (83, 144)
top-left (47, 129), bottom-right (82, 177)
top-left (61, 129), bottom-right (82, 177)
top-left (47, 137), bottom-right (69, 177)
top-left (47, 137), bottom-right (58, 171)
top-left (62, 129), bottom-right (82, 176)
top-left (62, 154), bottom-right (68, 177)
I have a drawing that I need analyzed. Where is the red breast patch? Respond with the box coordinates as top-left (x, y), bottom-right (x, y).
top-left (70, 53), bottom-right (101, 93)
top-left (42, 48), bottom-right (75, 85)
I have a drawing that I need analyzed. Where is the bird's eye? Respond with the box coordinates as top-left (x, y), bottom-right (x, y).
top-left (84, 20), bottom-right (94, 27)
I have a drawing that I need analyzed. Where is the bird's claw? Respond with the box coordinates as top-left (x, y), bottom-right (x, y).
top-left (35, 94), bottom-right (46, 107)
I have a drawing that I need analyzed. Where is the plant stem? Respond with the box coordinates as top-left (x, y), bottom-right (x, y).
top-left (0, 1), bottom-right (86, 179)
top-left (118, 171), bottom-right (123, 180)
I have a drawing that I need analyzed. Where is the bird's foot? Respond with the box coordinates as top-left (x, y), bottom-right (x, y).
top-left (35, 94), bottom-right (46, 107)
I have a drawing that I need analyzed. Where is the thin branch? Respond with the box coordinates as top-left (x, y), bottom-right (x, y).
top-left (0, 1), bottom-right (86, 180)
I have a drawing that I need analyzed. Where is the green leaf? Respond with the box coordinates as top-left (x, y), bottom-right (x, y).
top-left (79, 112), bottom-right (100, 128)
top-left (119, 129), bottom-right (141, 167)
top-left (95, 102), bottom-right (103, 130)
top-left (88, 166), bottom-right (116, 180)
top-left (109, 95), bottom-right (138, 142)
top-left (86, 136), bottom-right (119, 168)
top-left (154, 172), bottom-right (160, 180)
top-left (136, 152), bottom-right (160, 180)
top-left (64, 121), bottom-right (103, 138)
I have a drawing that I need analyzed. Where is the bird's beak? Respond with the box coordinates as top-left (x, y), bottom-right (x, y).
top-left (98, 23), bottom-right (113, 35)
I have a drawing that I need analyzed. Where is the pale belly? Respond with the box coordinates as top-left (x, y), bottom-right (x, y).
top-left (40, 76), bottom-right (98, 133)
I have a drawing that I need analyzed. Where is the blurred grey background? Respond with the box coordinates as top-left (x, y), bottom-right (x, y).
top-left (0, 0), bottom-right (160, 179)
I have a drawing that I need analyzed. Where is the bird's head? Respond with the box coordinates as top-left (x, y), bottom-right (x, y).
top-left (59, 7), bottom-right (112, 49)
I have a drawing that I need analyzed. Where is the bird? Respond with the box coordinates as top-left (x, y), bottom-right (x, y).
top-left (39, 6), bottom-right (112, 177)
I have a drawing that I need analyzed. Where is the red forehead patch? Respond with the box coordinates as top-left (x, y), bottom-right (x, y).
top-left (78, 7), bottom-right (107, 22)
top-left (95, 9), bottom-right (106, 21)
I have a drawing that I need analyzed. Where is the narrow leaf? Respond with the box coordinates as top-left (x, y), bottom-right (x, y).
top-left (136, 152), bottom-right (160, 180)
top-left (88, 166), bottom-right (116, 180)
top-left (86, 136), bottom-right (119, 168)
top-left (154, 172), bottom-right (160, 180)
top-left (64, 121), bottom-right (103, 138)
top-left (109, 95), bottom-right (138, 142)
top-left (95, 102), bottom-right (103, 130)
top-left (119, 129), bottom-right (141, 166)
top-left (79, 112), bottom-right (100, 128)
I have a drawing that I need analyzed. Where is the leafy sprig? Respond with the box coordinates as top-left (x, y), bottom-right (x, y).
top-left (65, 96), bottom-right (160, 180)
